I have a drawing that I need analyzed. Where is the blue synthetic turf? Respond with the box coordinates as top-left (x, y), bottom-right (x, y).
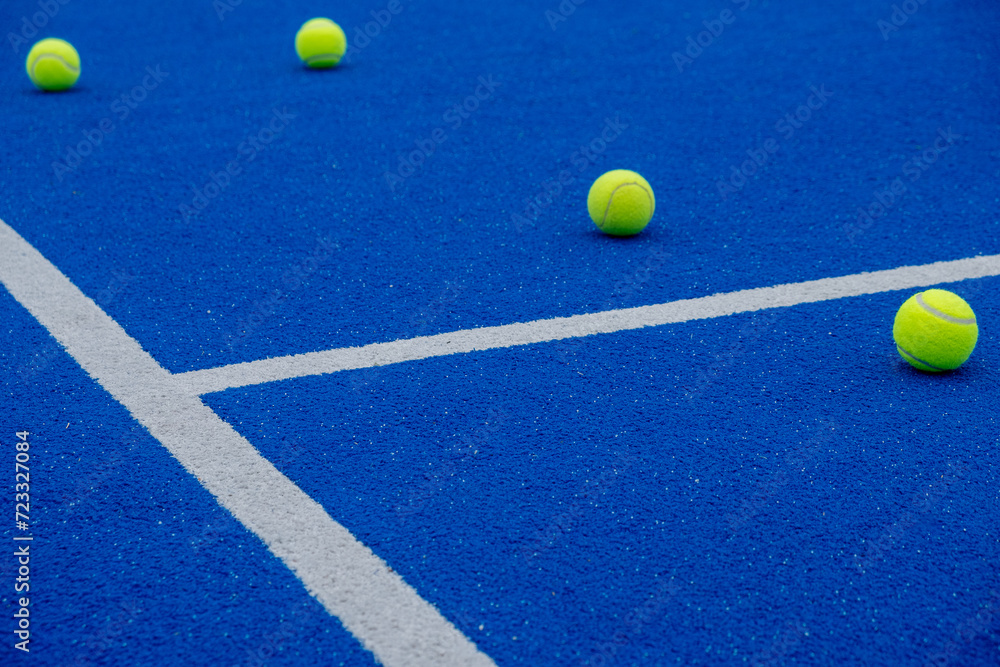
top-left (1, 0), bottom-right (998, 372)
top-left (1, 0), bottom-right (999, 664)
top-left (0, 287), bottom-right (375, 666)
top-left (206, 281), bottom-right (1000, 666)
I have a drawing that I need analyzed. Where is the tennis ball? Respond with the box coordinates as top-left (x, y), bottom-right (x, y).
top-left (295, 18), bottom-right (347, 68)
top-left (587, 169), bottom-right (655, 236)
top-left (26, 38), bottom-right (80, 92)
top-left (893, 289), bottom-right (978, 372)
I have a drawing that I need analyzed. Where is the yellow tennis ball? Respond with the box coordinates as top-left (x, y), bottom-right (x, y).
top-left (893, 289), bottom-right (978, 372)
top-left (26, 38), bottom-right (80, 92)
top-left (587, 169), bottom-right (656, 236)
top-left (295, 18), bottom-right (347, 68)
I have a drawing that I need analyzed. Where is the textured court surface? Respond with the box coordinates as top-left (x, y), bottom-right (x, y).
top-left (1, 0), bottom-right (999, 665)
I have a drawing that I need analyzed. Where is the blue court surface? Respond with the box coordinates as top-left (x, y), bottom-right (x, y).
top-left (2, 0), bottom-right (999, 665)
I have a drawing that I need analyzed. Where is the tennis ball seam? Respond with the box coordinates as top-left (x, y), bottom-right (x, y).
top-left (296, 18), bottom-right (346, 68)
top-left (305, 53), bottom-right (342, 65)
top-left (599, 182), bottom-right (654, 227)
top-left (893, 289), bottom-right (978, 372)
top-left (29, 55), bottom-right (80, 78)
top-left (916, 292), bottom-right (975, 325)
top-left (896, 344), bottom-right (947, 372)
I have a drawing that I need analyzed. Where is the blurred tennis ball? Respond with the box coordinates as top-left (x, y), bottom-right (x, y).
top-left (295, 18), bottom-right (347, 68)
top-left (26, 38), bottom-right (80, 91)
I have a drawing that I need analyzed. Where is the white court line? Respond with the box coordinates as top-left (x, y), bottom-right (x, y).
top-left (176, 253), bottom-right (1000, 396)
top-left (0, 220), bottom-right (496, 667)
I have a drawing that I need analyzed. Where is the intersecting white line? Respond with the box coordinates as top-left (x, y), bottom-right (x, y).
top-left (0, 219), bottom-right (496, 667)
top-left (174, 253), bottom-right (1000, 396)
top-left (6, 210), bottom-right (1000, 664)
